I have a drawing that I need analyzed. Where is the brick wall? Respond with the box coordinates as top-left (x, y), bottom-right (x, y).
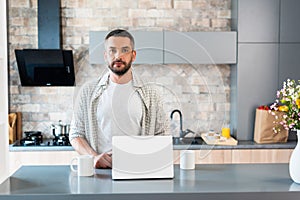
top-left (8, 0), bottom-right (231, 138)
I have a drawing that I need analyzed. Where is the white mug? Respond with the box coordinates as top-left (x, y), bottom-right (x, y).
top-left (180, 150), bottom-right (195, 170)
top-left (70, 155), bottom-right (94, 176)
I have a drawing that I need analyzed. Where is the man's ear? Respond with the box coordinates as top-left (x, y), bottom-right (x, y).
top-left (104, 51), bottom-right (108, 63)
top-left (132, 50), bottom-right (137, 62)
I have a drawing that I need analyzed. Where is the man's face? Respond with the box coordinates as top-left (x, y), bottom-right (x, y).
top-left (104, 36), bottom-right (136, 76)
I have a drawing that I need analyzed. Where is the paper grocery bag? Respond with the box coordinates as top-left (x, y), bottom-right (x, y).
top-left (16, 112), bottom-right (22, 140)
top-left (8, 113), bottom-right (17, 144)
top-left (254, 109), bottom-right (288, 144)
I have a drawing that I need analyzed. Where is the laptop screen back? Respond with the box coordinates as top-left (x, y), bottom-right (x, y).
top-left (112, 135), bottom-right (174, 179)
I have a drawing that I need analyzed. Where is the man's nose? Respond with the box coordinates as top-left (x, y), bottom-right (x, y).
top-left (115, 51), bottom-right (124, 59)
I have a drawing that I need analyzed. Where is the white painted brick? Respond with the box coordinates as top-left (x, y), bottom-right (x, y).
top-left (10, 0), bottom-right (30, 8)
top-left (217, 10), bottom-right (231, 19)
top-left (135, 18), bottom-right (156, 27)
top-left (120, 18), bottom-right (134, 27)
top-left (31, 0), bottom-right (37, 8)
top-left (157, 0), bottom-right (173, 9)
top-left (38, 88), bottom-right (60, 95)
top-left (86, 0), bottom-right (103, 8)
top-left (21, 104), bottom-right (40, 112)
top-left (138, 0), bottom-right (157, 8)
top-left (146, 9), bottom-right (165, 18)
top-left (156, 18), bottom-right (174, 27)
top-left (10, 17), bottom-right (25, 26)
top-left (48, 112), bottom-right (69, 122)
top-left (66, 18), bottom-right (89, 27)
top-left (10, 35), bottom-right (31, 44)
top-left (211, 18), bottom-right (229, 28)
top-left (121, 0), bottom-right (138, 8)
top-left (174, 0), bottom-right (192, 9)
top-left (191, 18), bottom-right (210, 27)
top-left (11, 94), bottom-right (31, 103)
top-left (19, 87), bottom-right (38, 95)
top-left (10, 86), bottom-right (19, 94)
top-left (102, 1), bottom-right (120, 8)
top-left (62, 9), bottom-right (75, 18)
top-left (65, 0), bottom-right (88, 8)
top-left (92, 9), bottom-right (113, 18)
top-left (65, 36), bottom-right (82, 45)
top-left (128, 9), bottom-right (147, 18)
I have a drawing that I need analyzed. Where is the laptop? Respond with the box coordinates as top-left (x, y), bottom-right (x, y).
top-left (112, 135), bottom-right (174, 180)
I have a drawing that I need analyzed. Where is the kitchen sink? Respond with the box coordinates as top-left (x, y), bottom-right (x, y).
top-left (172, 137), bottom-right (203, 145)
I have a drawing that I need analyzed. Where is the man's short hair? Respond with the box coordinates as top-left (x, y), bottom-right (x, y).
top-left (105, 29), bottom-right (135, 49)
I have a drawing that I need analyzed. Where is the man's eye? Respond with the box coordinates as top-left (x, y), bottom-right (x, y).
top-left (109, 49), bottom-right (116, 54)
top-left (122, 49), bottom-right (130, 53)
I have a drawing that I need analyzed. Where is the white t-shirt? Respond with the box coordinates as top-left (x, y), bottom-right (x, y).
top-left (96, 80), bottom-right (142, 152)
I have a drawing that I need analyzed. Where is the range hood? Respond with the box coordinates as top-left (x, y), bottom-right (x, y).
top-left (38, 0), bottom-right (60, 49)
top-left (15, 0), bottom-right (76, 86)
top-left (15, 49), bottom-right (75, 86)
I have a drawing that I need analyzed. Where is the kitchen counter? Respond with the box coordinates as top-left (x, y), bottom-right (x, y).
top-left (9, 139), bottom-right (297, 152)
top-left (9, 144), bottom-right (74, 151)
top-left (0, 164), bottom-right (300, 200)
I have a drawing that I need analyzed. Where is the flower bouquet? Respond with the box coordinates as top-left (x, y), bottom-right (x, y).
top-left (270, 79), bottom-right (300, 133)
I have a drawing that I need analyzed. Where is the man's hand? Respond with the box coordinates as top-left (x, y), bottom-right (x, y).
top-left (94, 152), bottom-right (112, 169)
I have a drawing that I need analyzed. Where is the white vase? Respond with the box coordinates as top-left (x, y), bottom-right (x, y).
top-left (289, 130), bottom-right (300, 184)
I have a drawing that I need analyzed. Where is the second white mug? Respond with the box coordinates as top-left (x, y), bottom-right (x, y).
top-left (70, 155), bottom-right (94, 176)
top-left (180, 150), bottom-right (195, 170)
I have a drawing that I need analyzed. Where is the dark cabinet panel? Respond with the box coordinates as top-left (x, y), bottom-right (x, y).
top-left (238, 0), bottom-right (280, 43)
top-left (235, 44), bottom-right (279, 140)
top-left (279, 44), bottom-right (300, 87)
top-left (280, 0), bottom-right (300, 42)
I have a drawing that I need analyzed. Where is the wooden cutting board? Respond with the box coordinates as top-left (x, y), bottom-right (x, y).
top-left (201, 133), bottom-right (238, 146)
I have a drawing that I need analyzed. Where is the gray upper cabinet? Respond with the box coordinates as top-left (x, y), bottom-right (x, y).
top-left (90, 31), bottom-right (236, 65)
top-left (132, 31), bottom-right (163, 64)
top-left (89, 31), bottom-right (107, 65)
top-left (280, 0), bottom-right (300, 42)
top-left (238, 0), bottom-right (280, 43)
top-left (164, 31), bottom-right (236, 64)
top-left (89, 31), bottom-right (163, 64)
top-left (279, 44), bottom-right (300, 86)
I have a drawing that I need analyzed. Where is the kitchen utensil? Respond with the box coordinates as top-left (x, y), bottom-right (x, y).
top-left (51, 120), bottom-right (70, 136)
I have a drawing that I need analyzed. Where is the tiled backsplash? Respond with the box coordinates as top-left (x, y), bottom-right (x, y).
top-left (8, 0), bottom-right (231, 138)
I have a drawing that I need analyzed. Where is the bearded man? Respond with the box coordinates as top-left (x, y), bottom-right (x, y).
top-left (69, 29), bottom-right (169, 168)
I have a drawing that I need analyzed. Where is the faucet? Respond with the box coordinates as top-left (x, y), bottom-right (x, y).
top-left (170, 109), bottom-right (195, 138)
top-left (170, 109), bottom-right (183, 137)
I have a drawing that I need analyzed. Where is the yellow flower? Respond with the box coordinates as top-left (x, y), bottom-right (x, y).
top-left (278, 105), bottom-right (288, 112)
top-left (296, 99), bottom-right (300, 109)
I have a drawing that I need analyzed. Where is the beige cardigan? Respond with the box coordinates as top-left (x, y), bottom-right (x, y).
top-left (69, 69), bottom-right (170, 153)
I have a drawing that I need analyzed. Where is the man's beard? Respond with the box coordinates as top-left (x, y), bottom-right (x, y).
top-left (108, 59), bottom-right (133, 76)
